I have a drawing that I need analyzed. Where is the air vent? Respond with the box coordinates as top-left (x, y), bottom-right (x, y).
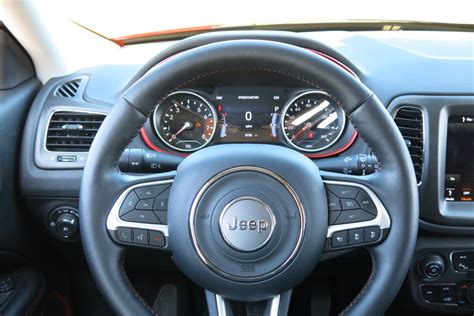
top-left (393, 106), bottom-right (424, 183)
top-left (46, 111), bottom-right (106, 152)
top-left (54, 79), bottom-right (82, 98)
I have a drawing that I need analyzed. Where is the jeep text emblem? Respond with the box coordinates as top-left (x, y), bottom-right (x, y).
top-left (219, 197), bottom-right (275, 252)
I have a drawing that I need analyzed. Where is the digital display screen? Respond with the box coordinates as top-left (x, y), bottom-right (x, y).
top-left (445, 115), bottom-right (474, 202)
top-left (212, 87), bottom-right (287, 143)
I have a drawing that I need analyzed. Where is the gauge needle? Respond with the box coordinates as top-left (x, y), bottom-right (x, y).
top-left (291, 100), bottom-right (330, 126)
top-left (169, 121), bottom-right (192, 142)
top-left (290, 122), bottom-right (313, 141)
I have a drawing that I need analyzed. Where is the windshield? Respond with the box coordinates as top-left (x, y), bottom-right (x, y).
top-left (59, 0), bottom-right (473, 40)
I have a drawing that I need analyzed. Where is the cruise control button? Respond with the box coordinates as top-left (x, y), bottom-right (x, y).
top-left (327, 185), bottom-right (360, 199)
top-left (121, 210), bottom-right (160, 224)
top-left (341, 198), bottom-right (359, 210)
top-left (132, 229), bottom-right (148, 245)
top-left (136, 199), bottom-right (154, 210)
top-left (119, 191), bottom-right (139, 216)
top-left (327, 191), bottom-right (341, 211)
top-left (135, 185), bottom-right (169, 199)
top-left (336, 209), bottom-right (375, 224)
top-left (364, 226), bottom-right (380, 242)
top-left (356, 190), bottom-right (377, 215)
top-left (154, 211), bottom-right (168, 225)
top-left (348, 228), bottom-right (364, 245)
top-left (331, 231), bottom-right (348, 248)
top-left (117, 227), bottom-right (132, 243)
top-left (329, 211), bottom-right (342, 225)
top-left (153, 197), bottom-right (168, 211)
top-left (149, 231), bottom-right (165, 247)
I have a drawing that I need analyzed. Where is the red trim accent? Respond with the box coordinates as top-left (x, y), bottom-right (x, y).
top-left (111, 25), bottom-right (219, 46)
top-left (140, 128), bottom-right (189, 157)
top-left (139, 48), bottom-right (359, 158)
top-left (304, 131), bottom-right (358, 158)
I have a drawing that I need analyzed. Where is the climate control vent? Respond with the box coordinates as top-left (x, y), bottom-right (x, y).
top-left (393, 106), bottom-right (424, 183)
top-left (46, 111), bottom-right (106, 152)
top-left (54, 79), bottom-right (82, 98)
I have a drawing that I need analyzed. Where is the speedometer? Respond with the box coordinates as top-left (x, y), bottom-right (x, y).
top-left (281, 91), bottom-right (346, 152)
top-left (153, 91), bottom-right (217, 152)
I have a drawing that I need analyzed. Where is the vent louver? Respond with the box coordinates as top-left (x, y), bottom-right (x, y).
top-left (46, 111), bottom-right (106, 152)
top-left (393, 107), bottom-right (424, 183)
top-left (54, 79), bottom-right (82, 98)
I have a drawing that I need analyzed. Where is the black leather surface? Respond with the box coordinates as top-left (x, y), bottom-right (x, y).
top-left (80, 39), bottom-right (418, 315)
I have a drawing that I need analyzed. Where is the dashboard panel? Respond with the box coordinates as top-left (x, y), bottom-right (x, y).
top-left (144, 87), bottom-right (357, 157)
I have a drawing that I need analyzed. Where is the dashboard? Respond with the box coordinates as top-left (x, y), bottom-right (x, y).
top-left (18, 30), bottom-right (474, 314)
top-left (146, 88), bottom-right (354, 156)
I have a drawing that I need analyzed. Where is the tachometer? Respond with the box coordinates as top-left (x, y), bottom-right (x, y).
top-left (281, 91), bottom-right (345, 152)
top-left (153, 91), bottom-right (217, 152)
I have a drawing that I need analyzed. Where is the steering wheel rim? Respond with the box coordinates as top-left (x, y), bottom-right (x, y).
top-left (79, 38), bottom-right (418, 315)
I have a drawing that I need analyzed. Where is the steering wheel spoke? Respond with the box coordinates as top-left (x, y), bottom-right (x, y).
top-left (106, 172), bottom-right (175, 250)
top-left (320, 170), bottom-right (391, 253)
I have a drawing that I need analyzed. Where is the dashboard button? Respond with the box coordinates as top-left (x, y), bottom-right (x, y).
top-left (348, 228), bottom-right (364, 245)
top-left (341, 198), bottom-right (359, 210)
top-left (329, 211), bottom-right (342, 225)
top-left (331, 231), bottom-right (348, 248)
top-left (326, 185), bottom-right (360, 199)
top-left (452, 251), bottom-right (473, 272)
top-left (132, 229), bottom-right (148, 245)
top-left (149, 231), bottom-right (165, 247)
top-left (440, 285), bottom-right (456, 304)
top-left (327, 191), bottom-right (341, 211)
top-left (364, 226), bottom-right (380, 242)
top-left (136, 199), bottom-right (154, 210)
top-left (355, 190), bottom-right (377, 215)
top-left (117, 227), bottom-right (132, 243)
top-left (335, 209), bottom-right (375, 224)
top-left (119, 191), bottom-right (139, 216)
top-left (421, 285), bottom-right (441, 303)
top-left (135, 185), bottom-right (169, 200)
top-left (121, 210), bottom-right (160, 224)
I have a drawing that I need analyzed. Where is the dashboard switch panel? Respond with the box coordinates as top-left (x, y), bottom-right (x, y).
top-left (452, 251), bottom-right (474, 272)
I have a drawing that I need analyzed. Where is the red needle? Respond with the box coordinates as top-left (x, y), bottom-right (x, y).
top-left (290, 122), bottom-right (313, 141)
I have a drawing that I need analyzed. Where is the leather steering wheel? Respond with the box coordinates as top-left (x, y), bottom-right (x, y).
top-left (79, 38), bottom-right (419, 315)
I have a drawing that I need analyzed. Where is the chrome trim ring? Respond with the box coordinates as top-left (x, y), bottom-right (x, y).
top-left (280, 90), bottom-right (347, 153)
top-left (324, 180), bottom-right (391, 238)
top-left (152, 90), bottom-right (218, 153)
top-left (189, 166), bottom-right (306, 281)
top-left (106, 179), bottom-right (173, 237)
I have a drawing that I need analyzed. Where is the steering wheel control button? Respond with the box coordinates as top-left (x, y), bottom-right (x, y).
top-left (119, 191), bottom-right (139, 216)
top-left (219, 197), bottom-right (275, 252)
top-left (154, 211), bottom-right (168, 224)
top-left (329, 211), bottom-right (342, 224)
top-left (132, 229), bottom-right (148, 245)
top-left (331, 231), bottom-right (348, 248)
top-left (117, 227), bottom-right (132, 243)
top-left (121, 210), bottom-right (160, 224)
top-left (355, 190), bottom-right (377, 215)
top-left (335, 209), bottom-right (375, 224)
top-left (136, 199), bottom-right (154, 210)
top-left (326, 184), bottom-right (360, 199)
top-left (135, 185), bottom-right (169, 200)
top-left (340, 198), bottom-right (359, 210)
top-left (418, 254), bottom-right (445, 278)
top-left (327, 191), bottom-right (341, 211)
top-left (364, 226), bottom-right (380, 242)
top-left (154, 197), bottom-right (169, 211)
top-left (149, 231), bottom-right (166, 247)
top-left (348, 228), bottom-right (364, 245)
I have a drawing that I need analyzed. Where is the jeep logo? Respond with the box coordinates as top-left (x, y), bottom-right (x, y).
top-left (219, 197), bottom-right (275, 252)
top-left (227, 216), bottom-right (269, 233)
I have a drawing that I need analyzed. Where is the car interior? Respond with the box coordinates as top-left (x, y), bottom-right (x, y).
top-left (0, 1), bottom-right (473, 315)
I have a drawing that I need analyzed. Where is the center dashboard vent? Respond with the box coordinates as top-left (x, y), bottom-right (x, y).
top-left (54, 79), bottom-right (82, 98)
top-left (46, 111), bottom-right (106, 152)
top-left (393, 106), bottom-right (424, 183)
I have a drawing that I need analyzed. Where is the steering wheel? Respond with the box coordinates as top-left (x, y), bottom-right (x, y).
top-left (79, 39), bottom-right (419, 315)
